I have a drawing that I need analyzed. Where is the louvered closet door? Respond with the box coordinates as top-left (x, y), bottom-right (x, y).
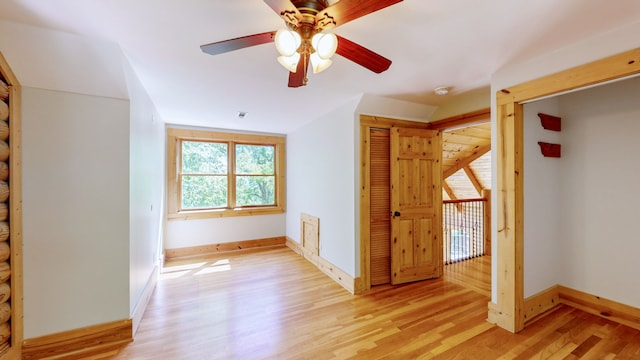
top-left (370, 129), bottom-right (391, 285)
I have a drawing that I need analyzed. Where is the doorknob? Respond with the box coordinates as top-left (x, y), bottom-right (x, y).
top-left (393, 211), bottom-right (401, 217)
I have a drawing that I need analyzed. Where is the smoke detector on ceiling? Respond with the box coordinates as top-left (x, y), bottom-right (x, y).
top-left (434, 86), bottom-right (449, 96)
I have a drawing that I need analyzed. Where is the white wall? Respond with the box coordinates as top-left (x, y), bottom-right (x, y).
top-left (165, 214), bottom-right (285, 249)
top-left (287, 94), bottom-right (436, 277)
top-left (429, 87), bottom-right (490, 122)
top-left (490, 19), bottom-right (640, 302)
top-left (0, 21), bottom-right (128, 99)
top-left (125, 58), bottom-right (165, 324)
top-left (286, 97), bottom-right (361, 275)
top-left (557, 77), bottom-right (640, 307)
top-left (22, 87), bottom-right (130, 338)
top-left (2, 21), bottom-right (167, 338)
top-left (522, 98), bottom-right (563, 297)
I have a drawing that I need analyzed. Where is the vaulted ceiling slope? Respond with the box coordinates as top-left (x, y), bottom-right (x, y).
top-left (1, 1), bottom-right (640, 133)
top-left (442, 122), bottom-right (491, 200)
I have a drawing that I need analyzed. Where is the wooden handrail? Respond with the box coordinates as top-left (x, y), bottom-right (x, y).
top-left (443, 198), bottom-right (487, 204)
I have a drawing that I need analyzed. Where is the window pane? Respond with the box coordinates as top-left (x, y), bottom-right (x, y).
top-left (236, 176), bottom-right (275, 206)
top-left (182, 141), bottom-right (227, 174)
top-left (235, 144), bottom-right (274, 175)
top-left (181, 175), bottom-right (227, 209)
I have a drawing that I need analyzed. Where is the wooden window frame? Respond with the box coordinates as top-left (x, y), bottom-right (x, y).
top-left (167, 127), bottom-right (286, 220)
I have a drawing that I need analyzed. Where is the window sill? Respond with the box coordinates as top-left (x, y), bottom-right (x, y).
top-left (168, 206), bottom-right (285, 221)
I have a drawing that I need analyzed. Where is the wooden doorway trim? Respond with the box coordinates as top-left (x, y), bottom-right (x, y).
top-left (426, 108), bottom-right (490, 131)
top-left (489, 48), bottom-right (640, 333)
top-left (358, 115), bottom-right (432, 293)
top-left (359, 111), bottom-right (494, 292)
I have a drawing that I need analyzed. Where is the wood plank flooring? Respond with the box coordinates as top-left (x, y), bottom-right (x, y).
top-left (113, 247), bottom-right (640, 359)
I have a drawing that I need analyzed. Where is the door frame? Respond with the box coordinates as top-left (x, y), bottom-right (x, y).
top-left (358, 115), bottom-right (436, 292)
top-left (488, 47), bottom-right (640, 333)
top-left (358, 112), bottom-right (491, 292)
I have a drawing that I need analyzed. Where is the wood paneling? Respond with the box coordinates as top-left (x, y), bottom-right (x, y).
top-left (113, 248), bottom-right (640, 359)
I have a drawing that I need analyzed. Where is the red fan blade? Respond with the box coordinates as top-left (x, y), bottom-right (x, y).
top-left (263, 0), bottom-right (301, 25)
top-left (316, 0), bottom-right (403, 29)
top-left (201, 31), bottom-right (276, 56)
top-left (335, 35), bottom-right (392, 73)
top-left (288, 53), bottom-right (309, 88)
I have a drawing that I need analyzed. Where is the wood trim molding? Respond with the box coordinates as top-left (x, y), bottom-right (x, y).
top-left (22, 320), bottom-right (132, 360)
top-left (522, 285), bottom-right (640, 331)
top-left (491, 47), bottom-right (640, 334)
top-left (497, 48), bottom-right (640, 106)
top-left (286, 237), bottom-right (357, 294)
top-left (523, 286), bottom-right (560, 325)
top-left (558, 286), bottom-right (640, 331)
top-left (359, 114), bottom-right (431, 129)
top-left (164, 237), bottom-right (286, 259)
top-left (491, 100), bottom-right (525, 334)
top-left (426, 108), bottom-right (490, 130)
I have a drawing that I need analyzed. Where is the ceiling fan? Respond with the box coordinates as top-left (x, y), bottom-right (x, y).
top-left (200, 0), bottom-right (403, 87)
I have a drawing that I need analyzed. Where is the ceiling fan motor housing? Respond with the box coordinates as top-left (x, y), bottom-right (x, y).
top-left (291, 0), bottom-right (330, 14)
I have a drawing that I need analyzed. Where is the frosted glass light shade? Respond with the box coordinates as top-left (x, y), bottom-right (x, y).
top-left (275, 29), bottom-right (301, 57)
top-left (311, 33), bottom-right (338, 59)
top-left (277, 53), bottom-right (301, 72)
top-left (310, 53), bottom-right (332, 74)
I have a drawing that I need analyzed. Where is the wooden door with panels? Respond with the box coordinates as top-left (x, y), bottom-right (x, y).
top-left (390, 127), bottom-right (442, 284)
top-left (368, 126), bottom-right (442, 286)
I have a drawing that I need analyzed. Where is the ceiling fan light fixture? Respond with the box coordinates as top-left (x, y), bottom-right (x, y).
top-left (311, 32), bottom-right (338, 59)
top-left (277, 52), bottom-right (301, 72)
top-left (274, 29), bottom-right (301, 57)
top-left (310, 53), bottom-right (332, 74)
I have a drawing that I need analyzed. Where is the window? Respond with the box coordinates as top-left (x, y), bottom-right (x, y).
top-left (168, 128), bottom-right (285, 219)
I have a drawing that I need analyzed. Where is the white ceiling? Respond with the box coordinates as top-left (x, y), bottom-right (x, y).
top-left (1, 0), bottom-right (640, 134)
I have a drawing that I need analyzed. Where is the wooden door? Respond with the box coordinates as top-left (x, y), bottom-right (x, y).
top-left (390, 127), bottom-right (442, 285)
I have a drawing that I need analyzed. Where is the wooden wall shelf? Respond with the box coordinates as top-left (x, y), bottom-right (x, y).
top-left (538, 142), bottom-right (561, 158)
top-left (538, 113), bottom-right (562, 131)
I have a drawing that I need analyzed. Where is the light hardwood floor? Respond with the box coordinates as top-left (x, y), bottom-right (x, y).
top-left (114, 247), bottom-right (640, 359)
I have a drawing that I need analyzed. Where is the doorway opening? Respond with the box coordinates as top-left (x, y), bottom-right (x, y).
top-left (359, 110), bottom-right (492, 294)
